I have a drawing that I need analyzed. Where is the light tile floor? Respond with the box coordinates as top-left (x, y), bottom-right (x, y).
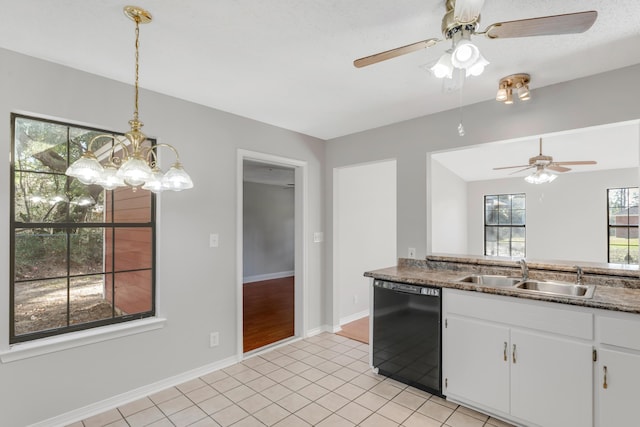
top-left (68, 333), bottom-right (514, 427)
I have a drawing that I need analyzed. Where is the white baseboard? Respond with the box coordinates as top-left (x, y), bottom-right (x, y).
top-left (340, 309), bottom-right (369, 326)
top-left (31, 355), bottom-right (240, 427)
top-left (306, 325), bottom-right (335, 337)
top-left (243, 270), bottom-right (294, 283)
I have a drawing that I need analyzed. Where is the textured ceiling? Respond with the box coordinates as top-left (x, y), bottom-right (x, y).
top-left (0, 1), bottom-right (639, 139)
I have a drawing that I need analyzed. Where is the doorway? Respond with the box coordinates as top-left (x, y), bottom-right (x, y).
top-left (237, 150), bottom-right (307, 357)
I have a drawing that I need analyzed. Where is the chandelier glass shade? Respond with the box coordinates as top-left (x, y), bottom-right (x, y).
top-left (65, 6), bottom-right (193, 193)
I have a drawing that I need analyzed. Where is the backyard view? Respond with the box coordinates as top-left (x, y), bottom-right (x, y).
top-left (12, 115), bottom-right (154, 342)
top-left (608, 187), bottom-right (639, 265)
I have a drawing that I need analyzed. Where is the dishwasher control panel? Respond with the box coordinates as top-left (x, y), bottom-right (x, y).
top-left (374, 279), bottom-right (440, 297)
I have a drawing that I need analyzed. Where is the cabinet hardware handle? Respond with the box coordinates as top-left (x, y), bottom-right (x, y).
top-left (603, 366), bottom-right (608, 389)
top-left (503, 342), bottom-right (507, 361)
top-left (512, 344), bottom-right (517, 364)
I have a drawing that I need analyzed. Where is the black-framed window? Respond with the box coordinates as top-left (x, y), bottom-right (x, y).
top-left (10, 113), bottom-right (156, 344)
top-left (607, 187), bottom-right (638, 265)
top-left (484, 193), bottom-right (526, 257)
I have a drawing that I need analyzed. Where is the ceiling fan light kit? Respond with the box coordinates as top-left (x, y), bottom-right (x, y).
top-left (493, 138), bottom-right (597, 184)
top-left (352, 0), bottom-right (598, 82)
top-left (496, 73), bottom-right (531, 104)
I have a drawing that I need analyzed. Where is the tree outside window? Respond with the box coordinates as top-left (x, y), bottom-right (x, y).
top-left (608, 187), bottom-right (639, 265)
top-left (11, 114), bottom-right (155, 343)
top-left (484, 194), bottom-right (526, 258)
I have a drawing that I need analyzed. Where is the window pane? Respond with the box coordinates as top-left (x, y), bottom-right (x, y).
top-left (70, 228), bottom-right (105, 276)
top-left (497, 242), bottom-right (511, 257)
top-left (485, 241), bottom-right (498, 257)
top-left (498, 227), bottom-right (512, 243)
top-left (114, 270), bottom-right (153, 315)
top-left (68, 185), bottom-right (105, 223)
top-left (485, 208), bottom-right (499, 225)
top-left (114, 228), bottom-right (153, 271)
top-left (485, 226), bottom-right (497, 242)
top-left (512, 209), bottom-right (525, 225)
top-left (14, 172), bottom-right (69, 223)
top-left (112, 187), bottom-right (152, 223)
top-left (15, 229), bottom-right (67, 281)
top-left (14, 117), bottom-right (69, 173)
top-left (512, 194), bottom-right (525, 210)
top-left (498, 194), bottom-right (512, 210)
top-left (70, 275), bottom-right (112, 325)
top-left (512, 227), bottom-right (526, 242)
top-left (14, 278), bottom-right (68, 336)
top-left (511, 242), bottom-right (525, 258)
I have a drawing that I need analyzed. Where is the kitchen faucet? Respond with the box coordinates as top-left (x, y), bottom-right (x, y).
top-left (519, 259), bottom-right (528, 281)
top-left (575, 266), bottom-right (584, 285)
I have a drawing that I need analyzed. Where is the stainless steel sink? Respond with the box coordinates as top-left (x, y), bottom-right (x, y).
top-left (457, 275), bottom-right (522, 287)
top-left (515, 280), bottom-right (595, 299)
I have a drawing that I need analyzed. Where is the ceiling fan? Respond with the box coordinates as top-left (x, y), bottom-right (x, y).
top-left (493, 138), bottom-right (597, 178)
top-left (353, 0), bottom-right (597, 74)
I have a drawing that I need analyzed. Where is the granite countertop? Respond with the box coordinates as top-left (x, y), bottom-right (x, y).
top-left (365, 264), bottom-right (640, 314)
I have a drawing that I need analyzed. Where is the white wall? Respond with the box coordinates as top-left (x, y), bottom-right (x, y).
top-left (325, 64), bottom-right (640, 326)
top-left (334, 160), bottom-right (396, 324)
top-left (243, 181), bottom-right (295, 281)
top-left (431, 159), bottom-right (468, 254)
top-left (465, 168), bottom-right (638, 263)
top-left (0, 48), bottom-right (325, 426)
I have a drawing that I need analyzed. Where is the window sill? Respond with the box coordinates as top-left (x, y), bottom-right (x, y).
top-left (0, 317), bottom-right (166, 363)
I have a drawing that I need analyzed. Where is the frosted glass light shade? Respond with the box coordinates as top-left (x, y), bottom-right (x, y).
top-left (451, 40), bottom-right (480, 69)
top-left (162, 163), bottom-right (194, 191)
top-left (66, 153), bottom-right (104, 185)
top-left (525, 169), bottom-right (557, 184)
top-left (466, 55), bottom-right (489, 77)
top-left (142, 167), bottom-right (165, 193)
top-left (116, 156), bottom-right (152, 187)
top-left (430, 52), bottom-right (453, 79)
top-left (96, 164), bottom-right (125, 190)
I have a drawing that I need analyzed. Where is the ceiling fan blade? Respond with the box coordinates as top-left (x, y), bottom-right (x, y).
top-left (454, 0), bottom-right (485, 24)
top-left (483, 11), bottom-right (597, 39)
top-left (493, 164), bottom-right (530, 171)
top-left (353, 38), bottom-right (440, 68)
top-left (547, 165), bottom-right (571, 173)
top-left (554, 160), bottom-right (597, 166)
top-left (508, 166), bottom-right (535, 175)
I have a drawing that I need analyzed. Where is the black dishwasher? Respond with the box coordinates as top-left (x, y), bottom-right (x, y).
top-left (372, 279), bottom-right (442, 396)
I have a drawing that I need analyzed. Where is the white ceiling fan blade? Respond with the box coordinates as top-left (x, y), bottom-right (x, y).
top-left (454, 0), bottom-right (485, 24)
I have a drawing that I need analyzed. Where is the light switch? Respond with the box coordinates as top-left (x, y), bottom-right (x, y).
top-left (209, 233), bottom-right (219, 248)
top-left (313, 232), bottom-right (324, 243)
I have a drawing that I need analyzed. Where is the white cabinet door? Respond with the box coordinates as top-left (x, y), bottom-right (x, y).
top-left (445, 315), bottom-right (510, 414)
top-left (598, 348), bottom-right (640, 426)
top-left (511, 329), bottom-right (593, 427)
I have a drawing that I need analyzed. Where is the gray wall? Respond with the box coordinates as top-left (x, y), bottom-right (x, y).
top-left (325, 64), bottom-right (640, 327)
top-left (0, 48), bottom-right (325, 426)
top-left (243, 181), bottom-right (295, 280)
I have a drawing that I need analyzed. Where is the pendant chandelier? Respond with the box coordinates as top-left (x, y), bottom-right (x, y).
top-left (66, 6), bottom-right (193, 193)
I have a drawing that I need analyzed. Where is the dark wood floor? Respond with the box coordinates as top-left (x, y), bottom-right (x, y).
top-left (243, 276), bottom-right (294, 352)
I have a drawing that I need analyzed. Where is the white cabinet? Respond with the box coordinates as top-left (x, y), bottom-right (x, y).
top-left (445, 316), bottom-right (510, 413)
top-left (510, 329), bottom-right (592, 427)
top-left (596, 314), bottom-right (640, 426)
top-left (443, 289), bottom-right (594, 427)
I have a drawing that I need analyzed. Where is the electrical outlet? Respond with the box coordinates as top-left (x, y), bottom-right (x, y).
top-left (408, 247), bottom-right (416, 259)
top-left (209, 332), bottom-right (219, 347)
top-left (353, 295), bottom-right (358, 304)
top-left (209, 233), bottom-right (219, 248)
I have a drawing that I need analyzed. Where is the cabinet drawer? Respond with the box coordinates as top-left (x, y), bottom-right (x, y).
top-left (444, 289), bottom-right (593, 340)
top-left (598, 315), bottom-right (640, 351)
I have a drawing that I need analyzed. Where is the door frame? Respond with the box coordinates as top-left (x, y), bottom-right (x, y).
top-left (236, 149), bottom-right (308, 358)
